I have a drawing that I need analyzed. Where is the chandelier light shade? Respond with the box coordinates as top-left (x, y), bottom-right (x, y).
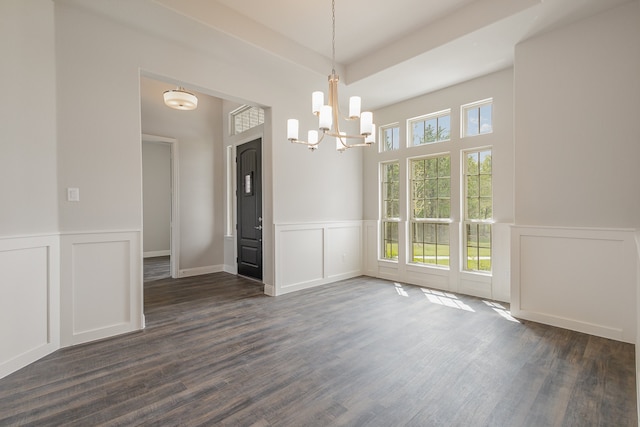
top-left (163, 87), bottom-right (198, 110)
top-left (287, 0), bottom-right (375, 152)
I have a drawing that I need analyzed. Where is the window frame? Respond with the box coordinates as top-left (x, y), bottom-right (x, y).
top-left (408, 153), bottom-right (451, 268)
top-left (461, 98), bottom-right (493, 138)
top-left (408, 109), bottom-right (451, 147)
top-left (380, 161), bottom-right (400, 261)
top-left (230, 105), bottom-right (265, 135)
top-left (379, 123), bottom-right (400, 153)
top-left (462, 147), bottom-right (493, 274)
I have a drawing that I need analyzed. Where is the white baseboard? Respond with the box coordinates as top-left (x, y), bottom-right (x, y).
top-left (264, 283), bottom-right (276, 296)
top-left (276, 270), bottom-right (362, 296)
top-left (178, 265), bottom-right (224, 278)
top-left (144, 250), bottom-right (170, 258)
top-left (512, 309), bottom-right (626, 343)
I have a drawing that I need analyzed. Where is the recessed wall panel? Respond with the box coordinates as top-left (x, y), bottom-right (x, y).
top-left (326, 225), bottom-right (361, 278)
top-left (280, 228), bottom-right (324, 287)
top-left (520, 235), bottom-right (629, 330)
top-left (0, 247), bottom-right (49, 363)
top-left (72, 240), bottom-right (130, 334)
top-left (512, 227), bottom-right (636, 343)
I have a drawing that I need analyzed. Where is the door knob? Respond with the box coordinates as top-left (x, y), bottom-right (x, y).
top-left (254, 225), bottom-right (262, 230)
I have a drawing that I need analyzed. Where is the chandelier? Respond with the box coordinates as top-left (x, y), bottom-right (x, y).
top-left (287, 0), bottom-right (375, 152)
top-left (163, 87), bottom-right (198, 110)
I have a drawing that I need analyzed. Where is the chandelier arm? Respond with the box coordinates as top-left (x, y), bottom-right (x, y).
top-left (289, 131), bottom-right (328, 147)
top-left (324, 131), bottom-right (368, 140)
top-left (344, 142), bottom-right (373, 148)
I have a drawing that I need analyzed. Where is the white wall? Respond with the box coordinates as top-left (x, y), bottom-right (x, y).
top-left (0, 0), bottom-right (57, 235)
top-left (142, 141), bottom-right (171, 256)
top-left (141, 77), bottom-right (224, 273)
top-left (514, 2), bottom-right (640, 229)
top-left (511, 2), bottom-right (640, 343)
top-left (0, 1), bottom-right (60, 379)
top-left (363, 68), bottom-right (515, 302)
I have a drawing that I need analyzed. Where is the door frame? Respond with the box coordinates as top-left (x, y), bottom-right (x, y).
top-left (233, 135), bottom-right (264, 282)
top-left (235, 137), bottom-right (263, 280)
top-left (141, 133), bottom-right (180, 278)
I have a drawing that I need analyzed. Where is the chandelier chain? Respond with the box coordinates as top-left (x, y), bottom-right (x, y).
top-left (331, 0), bottom-right (336, 74)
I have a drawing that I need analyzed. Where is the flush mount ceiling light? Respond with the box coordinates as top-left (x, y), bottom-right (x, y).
top-left (287, 0), bottom-right (375, 152)
top-left (163, 87), bottom-right (198, 110)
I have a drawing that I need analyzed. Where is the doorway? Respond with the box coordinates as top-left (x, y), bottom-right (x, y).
top-left (236, 138), bottom-right (262, 280)
top-left (142, 134), bottom-right (179, 279)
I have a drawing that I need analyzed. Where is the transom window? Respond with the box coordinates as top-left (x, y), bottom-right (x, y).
top-left (410, 155), bottom-right (450, 266)
top-left (381, 161), bottom-right (400, 260)
top-left (464, 149), bottom-right (492, 272)
top-left (380, 124), bottom-right (400, 152)
top-left (230, 105), bottom-right (264, 135)
top-left (409, 110), bottom-right (451, 146)
top-left (462, 99), bottom-right (492, 137)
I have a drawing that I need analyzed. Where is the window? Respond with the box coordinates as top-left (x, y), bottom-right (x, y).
top-left (463, 149), bottom-right (492, 272)
top-left (462, 99), bottom-right (492, 137)
top-left (409, 110), bottom-right (451, 146)
top-left (230, 105), bottom-right (264, 135)
top-left (381, 162), bottom-right (400, 260)
top-left (410, 155), bottom-right (450, 266)
top-left (380, 124), bottom-right (400, 152)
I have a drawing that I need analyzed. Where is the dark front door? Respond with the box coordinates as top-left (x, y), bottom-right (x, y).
top-left (236, 138), bottom-right (262, 280)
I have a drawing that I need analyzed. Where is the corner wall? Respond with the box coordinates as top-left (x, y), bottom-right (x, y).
top-left (0, 1), bottom-right (59, 379)
top-left (511, 2), bottom-right (640, 343)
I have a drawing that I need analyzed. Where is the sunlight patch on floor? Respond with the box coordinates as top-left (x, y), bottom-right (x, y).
top-left (421, 288), bottom-right (475, 312)
top-left (394, 283), bottom-right (409, 297)
top-left (483, 300), bottom-right (520, 323)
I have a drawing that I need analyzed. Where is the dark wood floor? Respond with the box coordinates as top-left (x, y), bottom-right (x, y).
top-left (144, 255), bottom-right (171, 282)
top-left (0, 264), bottom-right (636, 426)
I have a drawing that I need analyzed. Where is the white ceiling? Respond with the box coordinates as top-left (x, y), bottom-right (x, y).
top-left (68, 0), bottom-right (633, 109)
top-left (214, 0), bottom-right (479, 64)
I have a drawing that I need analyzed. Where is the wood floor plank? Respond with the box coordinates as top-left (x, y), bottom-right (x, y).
top-left (0, 265), bottom-right (636, 426)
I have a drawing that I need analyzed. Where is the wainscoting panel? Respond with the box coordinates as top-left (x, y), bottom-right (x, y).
top-left (406, 265), bottom-right (450, 290)
top-left (0, 234), bottom-right (59, 380)
top-left (491, 223), bottom-right (511, 302)
top-left (458, 273), bottom-right (492, 299)
top-left (274, 222), bottom-right (363, 295)
top-left (377, 262), bottom-right (400, 281)
top-left (325, 224), bottom-right (362, 280)
top-left (511, 226), bottom-right (637, 343)
top-left (61, 231), bottom-right (142, 346)
top-left (363, 220), bottom-right (378, 277)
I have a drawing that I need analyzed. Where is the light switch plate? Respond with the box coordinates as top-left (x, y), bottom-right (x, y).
top-left (67, 187), bottom-right (80, 202)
